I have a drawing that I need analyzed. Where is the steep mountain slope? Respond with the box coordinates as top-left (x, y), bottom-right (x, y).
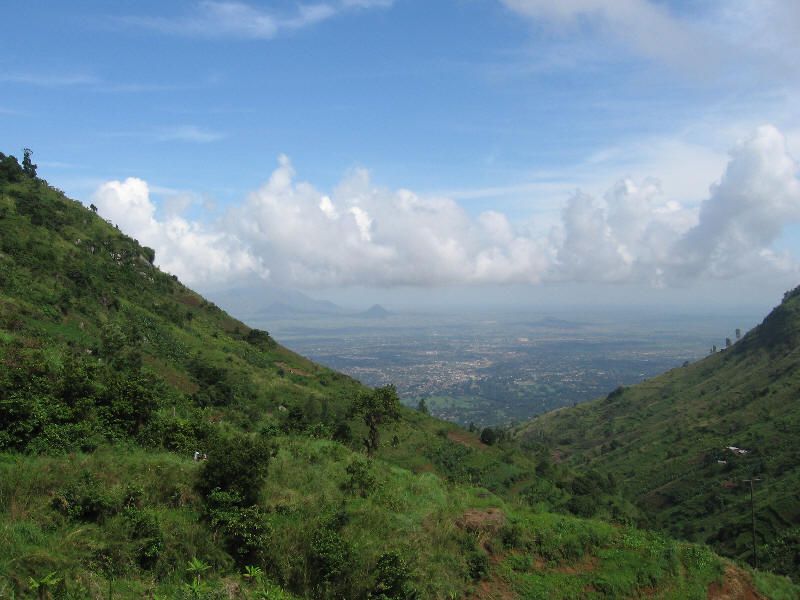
top-left (1, 151), bottom-right (795, 599)
top-left (517, 287), bottom-right (800, 580)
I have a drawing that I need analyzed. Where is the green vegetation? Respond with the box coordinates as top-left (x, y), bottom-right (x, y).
top-left (0, 149), bottom-right (795, 598)
top-left (517, 286), bottom-right (800, 582)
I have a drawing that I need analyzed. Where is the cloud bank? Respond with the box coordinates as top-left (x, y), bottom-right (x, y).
top-left (92, 126), bottom-right (800, 289)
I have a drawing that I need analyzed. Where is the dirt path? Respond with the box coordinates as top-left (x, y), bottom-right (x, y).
top-left (707, 566), bottom-right (765, 600)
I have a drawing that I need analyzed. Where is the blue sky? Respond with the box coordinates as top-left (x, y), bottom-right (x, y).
top-left (2, 0), bottom-right (800, 310)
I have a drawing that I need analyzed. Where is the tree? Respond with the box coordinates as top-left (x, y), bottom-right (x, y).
top-left (0, 152), bottom-right (24, 182)
top-left (480, 427), bottom-right (498, 446)
top-left (142, 246), bottom-right (156, 265)
top-left (726, 337), bottom-right (732, 348)
top-left (22, 148), bottom-right (37, 178)
top-left (352, 385), bottom-right (401, 456)
top-left (416, 398), bottom-right (428, 414)
top-left (89, 203), bottom-right (98, 213)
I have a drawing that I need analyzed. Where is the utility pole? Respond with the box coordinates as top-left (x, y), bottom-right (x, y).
top-left (742, 478), bottom-right (762, 569)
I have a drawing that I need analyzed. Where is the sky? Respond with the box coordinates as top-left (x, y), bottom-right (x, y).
top-left (2, 0), bottom-right (800, 313)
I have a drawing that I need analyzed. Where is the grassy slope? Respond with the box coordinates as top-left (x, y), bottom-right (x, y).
top-left (0, 155), bottom-right (794, 598)
top-left (516, 287), bottom-right (800, 581)
top-left (3, 444), bottom-right (766, 600)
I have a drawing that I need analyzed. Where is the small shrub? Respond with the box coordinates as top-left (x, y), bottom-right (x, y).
top-left (310, 527), bottom-right (353, 593)
top-left (123, 507), bottom-right (164, 569)
top-left (332, 421), bottom-right (352, 444)
top-left (467, 551), bottom-right (489, 582)
top-left (52, 471), bottom-right (116, 522)
top-left (342, 457), bottom-right (377, 498)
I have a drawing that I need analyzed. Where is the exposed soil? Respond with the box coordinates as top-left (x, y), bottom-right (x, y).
top-left (143, 356), bottom-right (199, 394)
top-left (176, 292), bottom-right (203, 307)
top-left (276, 362), bottom-right (312, 377)
top-left (468, 576), bottom-right (516, 600)
top-left (447, 430), bottom-right (487, 449)
top-left (553, 556), bottom-right (598, 575)
top-left (457, 508), bottom-right (506, 533)
top-left (707, 566), bottom-right (765, 600)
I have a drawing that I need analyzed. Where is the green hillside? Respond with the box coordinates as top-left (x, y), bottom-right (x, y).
top-left (0, 150), bottom-right (796, 599)
top-left (516, 286), bottom-right (800, 581)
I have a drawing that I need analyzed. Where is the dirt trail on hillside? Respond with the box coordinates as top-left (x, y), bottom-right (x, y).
top-left (707, 566), bottom-right (765, 600)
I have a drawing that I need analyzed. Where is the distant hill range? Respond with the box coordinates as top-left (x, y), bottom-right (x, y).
top-left (517, 285), bottom-right (800, 578)
top-left (208, 286), bottom-right (393, 321)
top-left (207, 284), bottom-right (344, 318)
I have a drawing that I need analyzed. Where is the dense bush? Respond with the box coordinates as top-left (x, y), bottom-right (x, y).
top-left (0, 152), bottom-right (24, 182)
top-left (197, 434), bottom-right (274, 505)
top-left (52, 471), bottom-right (116, 522)
top-left (0, 341), bottom-right (165, 453)
top-left (205, 489), bottom-right (271, 566)
top-left (480, 427), bottom-right (498, 445)
top-left (370, 551), bottom-right (417, 600)
top-left (123, 507), bottom-right (165, 569)
top-left (309, 526), bottom-right (354, 597)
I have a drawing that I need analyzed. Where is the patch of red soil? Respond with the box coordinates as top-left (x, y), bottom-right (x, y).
top-left (553, 556), bottom-right (598, 575)
top-left (176, 292), bottom-right (203, 307)
top-left (707, 566), bottom-right (765, 600)
top-left (276, 362), bottom-right (311, 377)
top-left (447, 430), bottom-right (487, 449)
top-left (457, 508), bottom-right (506, 533)
top-left (468, 577), bottom-right (516, 600)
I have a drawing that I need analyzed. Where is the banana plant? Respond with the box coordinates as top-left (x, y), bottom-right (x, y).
top-left (243, 565), bottom-right (264, 585)
top-left (186, 557), bottom-right (211, 585)
top-left (27, 572), bottom-right (60, 600)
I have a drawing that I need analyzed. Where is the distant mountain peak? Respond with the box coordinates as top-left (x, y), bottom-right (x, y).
top-left (358, 304), bottom-right (391, 319)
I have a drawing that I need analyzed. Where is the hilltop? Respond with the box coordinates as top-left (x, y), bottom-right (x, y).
top-left (357, 304), bottom-right (391, 319)
top-left (517, 286), bottom-right (800, 581)
top-left (0, 150), bottom-right (796, 599)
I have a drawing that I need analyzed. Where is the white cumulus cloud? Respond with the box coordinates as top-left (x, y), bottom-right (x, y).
top-left (91, 126), bottom-right (800, 291)
top-left (550, 125), bottom-right (800, 286)
top-left (92, 177), bottom-right (267, 286)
